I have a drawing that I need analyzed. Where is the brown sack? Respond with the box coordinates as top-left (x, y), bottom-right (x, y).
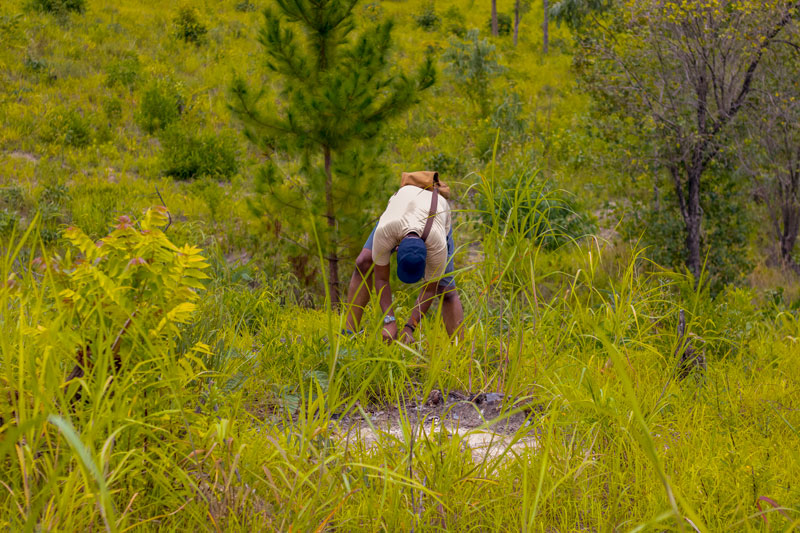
top-left (400, 170), bottom-right (451, 199)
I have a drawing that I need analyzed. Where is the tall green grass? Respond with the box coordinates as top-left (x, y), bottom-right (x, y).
top-left (2, 164), bottom-right (799, 531)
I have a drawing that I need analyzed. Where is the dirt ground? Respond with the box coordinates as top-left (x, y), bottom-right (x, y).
top-left (336, 390), bottom-right (546, 461)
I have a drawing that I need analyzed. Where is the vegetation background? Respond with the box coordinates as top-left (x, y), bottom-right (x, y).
top-left (1, 0), bottom-right (799, 530)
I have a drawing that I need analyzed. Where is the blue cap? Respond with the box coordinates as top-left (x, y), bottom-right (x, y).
top-left (396, 236), bottom-right (427, 284)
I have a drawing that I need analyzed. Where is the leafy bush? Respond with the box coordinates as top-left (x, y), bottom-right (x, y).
top-left (234, 0), bottom-right (257, 12)
top-left (29, 0), bottom-right (85, 14)
top-left (39, 107), bottom-right (93, 148)
top-left (0, 209), bottom-right (19, 235)
top-left (21, 206), bottom-right (212, 412)
top-left (159, 123), bottom-right (240, 180)
top-left (413, 1), bottom-right (440, 31)
top-left (105, 51), bottom-right (140, 89)
top-left (362, 2), bottom-right (383, 22)
top-left (0, 185), bottom-right (24, 209)
top-left (443, 6), bottom-right (466, 37)
top-left (60, 209), bottom-right (210, 346)
top-left (103, 96), bottom-right (123, 122)
top-left (174, 5), bottom-right (207, 44)
top-left (136, 78), bottom-right (184, 133)
top-left (488, 13), bottom-right (512, 36)
top-left (424, 151), bottom-right (465, 180)
top-left (24, 56), bottom-right (48, 73)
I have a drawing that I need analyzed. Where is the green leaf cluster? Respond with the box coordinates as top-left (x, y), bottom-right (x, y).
top-left (39, 207), bottom-right (211, 363)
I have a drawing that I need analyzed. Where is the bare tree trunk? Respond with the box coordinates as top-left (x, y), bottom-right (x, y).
top-left (514, 0), bottom-right (520, 46)
top-left (685, 167), bottom-right (702, 280)
top-left (780, 171), bottom-right (800, 272)
top-left (491, 0), bottom-right (498, 36)
top-left (780, 209), bottom-right (800, 268)
top-left (542, 0), bottom-right (549, 54)
top-left (323, 146), bottom-right (340, 306)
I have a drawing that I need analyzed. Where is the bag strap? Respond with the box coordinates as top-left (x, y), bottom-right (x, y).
top-left (420, 183), bottom-right (439, 242)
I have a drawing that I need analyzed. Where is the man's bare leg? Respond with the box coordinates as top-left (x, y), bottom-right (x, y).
top-left (437, 284), bottom-right (464, 339)
top-left (344, 248), bottom-right (374, 332)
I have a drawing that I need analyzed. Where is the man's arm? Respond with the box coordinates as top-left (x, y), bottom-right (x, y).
top-left (400, 281), bottom-right (439, 342)
top-left (374, 263), bottom-right (397, 341)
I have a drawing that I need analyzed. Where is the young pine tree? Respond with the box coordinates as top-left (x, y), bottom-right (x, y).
top-left (230, 0), bottom-right (435, 305)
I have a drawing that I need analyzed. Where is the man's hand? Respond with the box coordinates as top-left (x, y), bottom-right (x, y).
top-left (399, 325), bottom-right (415, 344)
top-left (382, 321), bottom-right (397, 343)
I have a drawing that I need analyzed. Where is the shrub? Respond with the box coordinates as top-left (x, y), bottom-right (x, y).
top-left (234, 0), bottom-right (257, 12)
top-left (424, 151), bottom-right (465, 180)
top-left (103, 96), bottom-right (123, 122)
top-left (0, 185), bottom-right (24, 209)
top-left (443, 6), bottom-right (466, 37)
top-left (39, 107), bottom-right (92, 148)
top-left (28, 0), bottom-right (85, 14)
top-left (54, 207), bottom-right (210, 385)
top-left (488, 13), bottom-right (512, 36)
top-left (136, 78), bottom-right (184, 134)
top-left (24, 56), bottom-right (49, 73)
top-left (413, 2), bottom-right (440, 32)
top-left (174, 6), bottom-right (207, 44)
top-left (362, 2), bottom-right (383, 22)
top-left (159, 123), bottom-right (239, 181)
top-left (105, 52), bottom-right (140, 89)
top-left (0, 209), bottom-right (19, 236)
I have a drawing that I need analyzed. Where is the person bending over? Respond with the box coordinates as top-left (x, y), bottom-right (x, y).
top-left (343, 172), bottom-right (463, 343)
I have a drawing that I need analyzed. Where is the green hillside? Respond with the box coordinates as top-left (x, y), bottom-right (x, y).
top-left (1, 0), bottom-right (799, 530)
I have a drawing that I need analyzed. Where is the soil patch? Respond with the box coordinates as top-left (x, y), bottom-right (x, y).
top-left (7, 151), bottom-right (39, 164)
top-left (337, 390), bottom-right (545, 461)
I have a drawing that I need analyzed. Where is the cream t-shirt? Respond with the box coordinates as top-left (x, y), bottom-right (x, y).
top-left (372, 186), bottom-right (451, 281)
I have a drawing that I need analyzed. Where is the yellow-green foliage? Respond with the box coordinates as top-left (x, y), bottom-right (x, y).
top-left (1, 0), bottom-right (800, 530)
top-left (1, 209), bottom-right (219, 530)
top-left (59, 207), bottom-right (209, 338)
